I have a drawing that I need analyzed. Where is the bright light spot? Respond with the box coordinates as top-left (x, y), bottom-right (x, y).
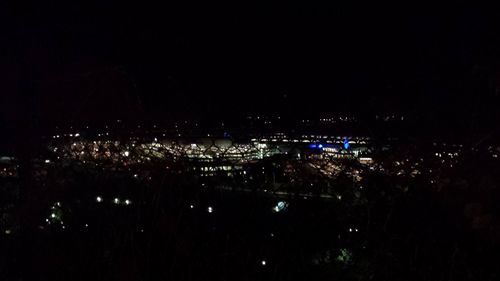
top-left (207, 206), bottom-right (213, 213)
top-left (113, 198), bottom-right (120, 204)
top-left (51, 213), bottom-right (56, 218)
top-left (44, 159), bottom-right (51, 163)
top-left (124, 199), bottom-right (131, 205)
top-left (355, 228), bottom-right (358, 232)
top-left (154, 138), bottom-right (158, 142)
top-left (270, 233), bottom-right (274, 237)
top-left (85, 224), bottom-right (88, 227)
top-left (343, 138), bottom-right (350, 150)
top-left (74, 133), bottom-right (80, 137)
top-left (261, 260), bottom-right (267, 266)
top-left (124, 151), bottom-right (130, 157)
top-left (349, 228), bottom-right (352, 232)
top-left (5, 229), bottom-right (11, 235)
top-left (190, 205), bottom-right (194, 209)
top-left (133, 174), bottom-right (138, 178)
top-left (273, 201), bottom-right (287, 213)
top-left (96, 196), bottom-right (103, 202)
top-left (337, 195), bottom-right (342, 200)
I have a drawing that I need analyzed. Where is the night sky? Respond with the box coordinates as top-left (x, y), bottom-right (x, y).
top-left (1, 2), bottom-right (499, 124)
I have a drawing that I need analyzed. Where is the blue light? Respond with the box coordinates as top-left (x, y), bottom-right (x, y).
top-left (309, 144), bottom-right (317, 149)
top-left (343, 138), bottom-right (350, 150)
top-left (318, 144), bottom-right (323, 148)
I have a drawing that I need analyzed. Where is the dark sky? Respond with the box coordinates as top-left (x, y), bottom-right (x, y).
top-left (1, 1), bottom-right (500, 124)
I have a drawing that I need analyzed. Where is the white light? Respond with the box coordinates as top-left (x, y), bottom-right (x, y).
top-left (51, 213), bottom-right (56, 218)
top-left (113, 198), bottom-right (120, 204)
top-left (261, 260), bottom-right (267, 266)
top-left (124, 151), bottom-right (130, 157)
top-left (154, 138), bottom-right (158, 142)
top-left (85, 224), bottom-right (88, 227)
top-left (74, 133), bottom-right (80, 137)
top-left (45, 159), bottom-right (51, 163)
top-left (349, 228), bottom-right (352, 232)
top-left (96, 196), bottom-right (103, 202)
top-left (190, 205), bottom-right (194, 209)
top-left (133, 174), bottom-right (138, 178)
top-left (207, 206), bottom-right (213, 213)
top-left (124, 199), bottom-right (131, 205)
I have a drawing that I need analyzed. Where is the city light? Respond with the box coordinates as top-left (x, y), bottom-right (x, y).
top-left (96, 196), bottom-right (103, 202)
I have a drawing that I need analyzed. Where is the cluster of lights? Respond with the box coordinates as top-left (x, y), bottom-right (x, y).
top-left (46, 201), bottom-right (64, 227)
top-left (96, 196), bottom-right (132, 206)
